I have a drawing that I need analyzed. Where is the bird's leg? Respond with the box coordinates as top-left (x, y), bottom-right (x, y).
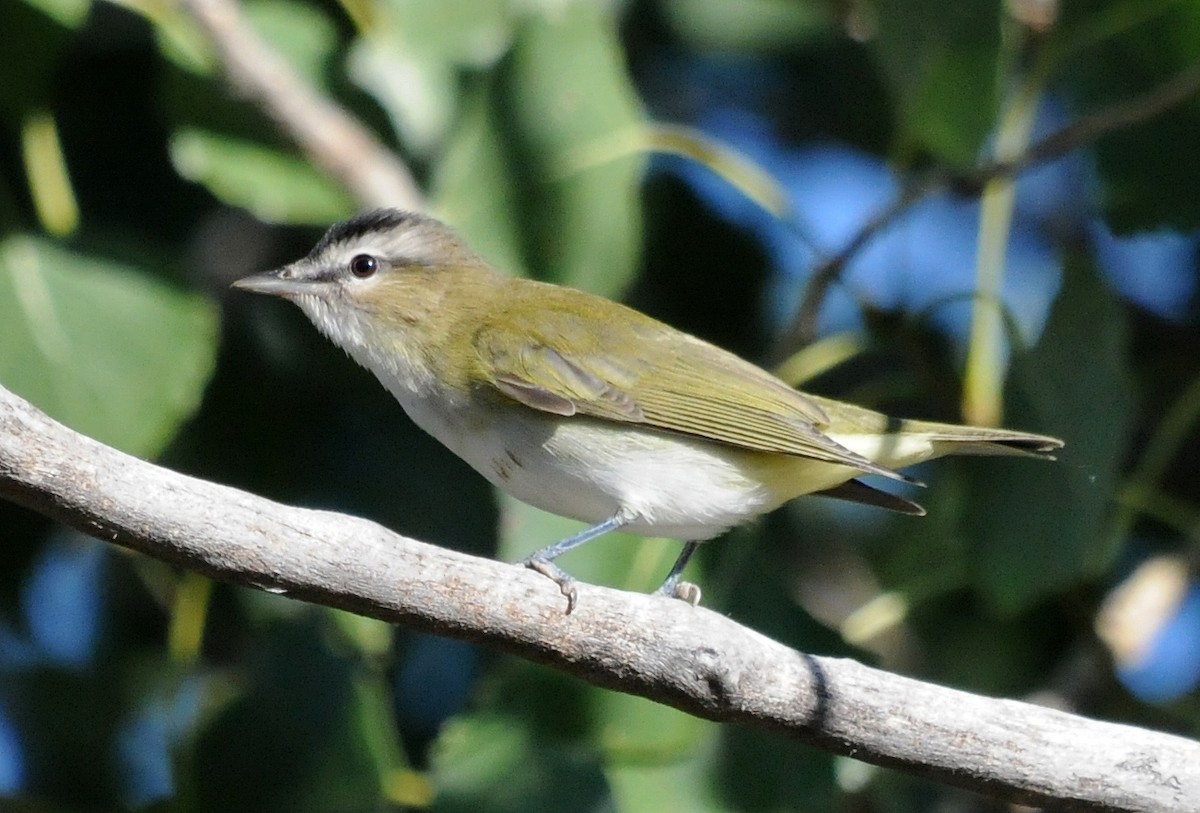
top-left (653, 540), bottom-right (702, 606)
top-left (520, 515), bottom-right (628, 613)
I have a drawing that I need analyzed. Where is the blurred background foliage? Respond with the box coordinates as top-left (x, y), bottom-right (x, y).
top-left (1, 0), bottom-right (1199, 809)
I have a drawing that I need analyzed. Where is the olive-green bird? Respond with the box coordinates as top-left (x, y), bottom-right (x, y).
top-left (235, 209), bottom-right (1063, 611)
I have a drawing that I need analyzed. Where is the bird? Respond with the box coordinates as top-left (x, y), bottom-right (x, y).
top-left (234, 209), bottom-right (1063, 612)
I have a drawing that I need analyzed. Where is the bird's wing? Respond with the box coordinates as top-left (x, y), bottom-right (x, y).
top-left (471, 289), bottom-right (908, 481)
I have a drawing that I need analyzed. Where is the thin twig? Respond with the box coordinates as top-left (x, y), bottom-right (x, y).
top-left (775, 61), bottom-right (1200, 357)
top-left (1, 384), bottom-right (1197, 812)
top-left (177, 0), bottom-right (424, 211)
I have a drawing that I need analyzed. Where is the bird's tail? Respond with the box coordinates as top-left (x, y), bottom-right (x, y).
top-left (910, 422), bottom-right (1063, 460)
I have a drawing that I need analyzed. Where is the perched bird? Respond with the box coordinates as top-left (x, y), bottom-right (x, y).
top-left (235, 209), bottom-right (1062, 612)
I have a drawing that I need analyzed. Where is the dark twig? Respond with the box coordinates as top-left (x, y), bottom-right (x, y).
top-left (773, 61), bottom-right (1200, 358)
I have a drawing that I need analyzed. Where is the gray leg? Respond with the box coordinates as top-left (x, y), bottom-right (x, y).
top-left (520, 515), bottom-right (627, 613)
top-left (653, 541), bottom-right (702, 605)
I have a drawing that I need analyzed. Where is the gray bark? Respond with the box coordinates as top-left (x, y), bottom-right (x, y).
top-left (0, 384), bottom-right (1196, 812)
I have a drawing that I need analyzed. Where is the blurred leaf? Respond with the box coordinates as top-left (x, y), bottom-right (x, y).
top-left (132, 0), bottom-right (337, 79)
top-left (870, 1), bottom-right (1001, 165)
top-left (907, 591), bottom-right (1073, 694)
top-left (347, 0), bottom-right (513, 154)
top-left (21, 110), bottom-right (80, 236)
top-left (244, 0), bottom-right (339, 88)
top-left (906, 44), bottom-right (1001, 165)
top-left (154, 0), bottom-right (347, 222)
top-left (141, 3), bottom-right (217, 77)
top-left (606, 736), bottom-right (727, 813)
top-left (591, 690), bottom-right (711, 762)
top-left (501, 3), bottom-right (646, 296)
top-left (659, 0), bottom-right (833, 52)
top-left (0, 236), bottom-right (218, 457)
top-left (429, 712), bottom-right (613, 813)
top-left (963, 257), bottom-right (1133, 612)
top-left (561, 123), bottom-right (789, 218)
top-left (18, 0), bottom-right (89, 28)
top-left (1060, 2), bottom-right (1200, 230)
top-left (430, 78), bottom-right (527, 276)
top-left (169, 128), bottom-right (355, 224)
top-left (195, 619), bottom-right (381, 812)
top-left (716, 724), bottom-right (839, 811)
top-left (2, 1), bottom-right (78, 117)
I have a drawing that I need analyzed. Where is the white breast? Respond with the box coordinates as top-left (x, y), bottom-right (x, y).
top-left (394, 385), bottom-right (784, 540)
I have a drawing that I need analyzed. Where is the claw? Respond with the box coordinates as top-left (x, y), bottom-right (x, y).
top-left (523, 558), bottom-right (578, 614)
top-left (674, 581), bottom-right (702, 606)
top-left (653, 578), bottom-right (701, 606)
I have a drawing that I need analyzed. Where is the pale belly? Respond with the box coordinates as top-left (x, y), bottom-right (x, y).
top-left (394, 388), bottom-right (884, 540)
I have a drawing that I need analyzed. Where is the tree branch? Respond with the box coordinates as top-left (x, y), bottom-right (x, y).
top-left (0, 384), bottom-right (1196, 811)
top-left (177, 0), bottom-right (425, 211)
top-left (774, 61), bottom-right (1200, 356)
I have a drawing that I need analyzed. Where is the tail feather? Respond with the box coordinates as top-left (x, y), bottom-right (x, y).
top-left (917, 426), bottom-right (1063, 460)
top-left (815, 479), bottom-right (927, 515)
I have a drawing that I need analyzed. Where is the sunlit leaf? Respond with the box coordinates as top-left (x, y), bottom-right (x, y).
top-left (658, 0), bottom-right (832, 51)
top-left (169, 128), bottom-right (355, 225)
top-left (347, 0), bottom-right (512, 154)
top-left (244, 0), bottom-right (339, 88)
top-left (429, 78), bottom-right (527, 276)
top-left (0, 236), bottom-right (218, 457)
top-left (501, 2), bottom-right (646, 296)
top-left (18, 0), bottom-right (88, 28)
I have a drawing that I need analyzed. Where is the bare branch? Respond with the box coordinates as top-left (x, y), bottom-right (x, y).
top-left (775, 62), bottom-right (1200, 355)
top-left (959, 62), bottom-right (1200, 195)
top-left (176, 0), bottom-right (425, 211)
top-left (0, 384), bottom-right (1196, 812)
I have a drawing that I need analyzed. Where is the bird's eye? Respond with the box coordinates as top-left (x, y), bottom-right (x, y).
top-left (349, 254), bottom-right (378, 278)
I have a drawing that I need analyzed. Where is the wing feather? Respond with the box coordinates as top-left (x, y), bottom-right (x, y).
top-left (471, 283), bottom-right (909, 482)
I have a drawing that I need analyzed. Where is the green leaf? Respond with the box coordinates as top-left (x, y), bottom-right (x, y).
top-left (1060, 2), bottom-right (1200, 230)
top-left (169, 128), bottom-right (355, 224)
top-left (591, 689), bottom-right (712, 764)
top-left (195, 619), bottom-right (382, 812)
top-left (870, 1), bottom-right (1001, 166)
top-left (605, 735), bottom-right (727, 813)
top-left (658, 0), bottom-right (833, 52)
top-left (2, 1), bottom-right (79, 117)
top-left (0, 236), bottom-right (218, 457)
top-left (146, 0), bottom-right (338, 80)
top-left (429, 712), bottom-right (613, 813)
top-left (963, 257), bottom-right (1133, 612)
top-left (715, 724), bottom-right (839, 811)
top-left (244, 0), bottom-right (339, 88)
top-left (427, 4), bottom-right (645, 295)
top-left (347, 0), bottom-right (513, 154)
top-left (501, 3), bottom-right (646, 296)
top-left (19, 0), bottom-right (88, 29)
top-left (430, 78), bottom-right (527, 277)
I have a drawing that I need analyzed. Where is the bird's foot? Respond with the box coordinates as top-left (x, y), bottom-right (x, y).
top-left (653, 576), bottom-right (701, 606)
top-left (521, 557), bottom-right (579, 614)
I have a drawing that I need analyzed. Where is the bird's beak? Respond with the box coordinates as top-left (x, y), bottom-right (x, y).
top-left (232, 267), bottom-right (319, 299)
